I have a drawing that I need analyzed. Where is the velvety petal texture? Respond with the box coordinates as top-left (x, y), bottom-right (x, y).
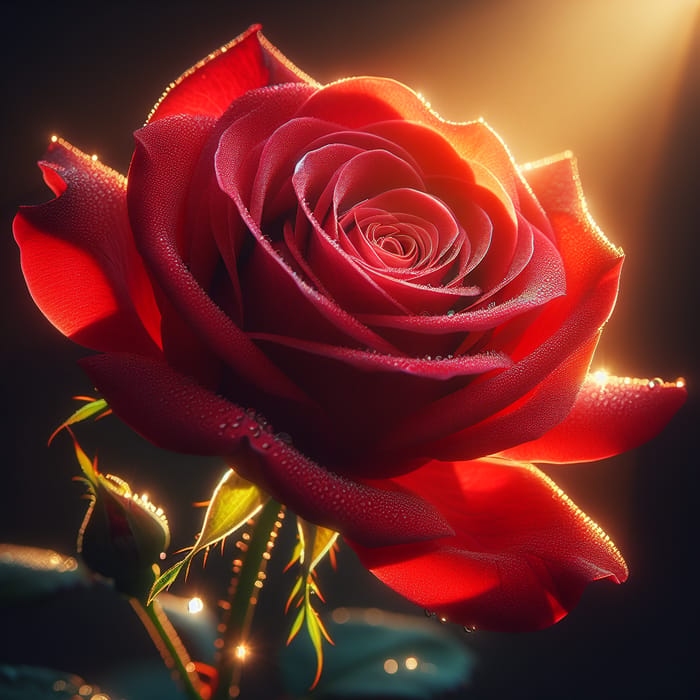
top-left (15, 25), bottom-right (685, 632)
top-left (352, 457), bottom-right (628, 632)
top-left (14, 139), bottom-right (161, 355)
top-left (501, 373), bottom-right (687, 463)
top-left (79, 352), bottom-right (453, 549)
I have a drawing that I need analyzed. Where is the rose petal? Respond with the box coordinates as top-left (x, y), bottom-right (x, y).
top-left (500, 374), bottom-right (687, 463)
top-left (350, 457), bottom-right (627, 631)
top-left (79, 352), bottom-right (453, 548)
top-left (365, 120), bottom-right (476, 183)
top-left (148, 25), bottom-right (318, 123)
top-left (412, 330), bottom-right (600, 462)
top-left (248, 332), bottom-right (512, 379)
top-left (215, 92), bottom-right (402, 354)
top-left (297, 80), bottom-right (522, 211)
top-left (13, 139), bottom-right (161, 355)
top-left (373, 147), bottom-right (624, 454)
top-left (375, 259), bottom-right (622, 453)
top-left (359, 223), bottom-right (565, 334)
top-left (292, 147), bottom-right (423, 314)
top-left (521, 152), bottom-right (621, 304)
top-left (129, 113), bottom-right (311, 405)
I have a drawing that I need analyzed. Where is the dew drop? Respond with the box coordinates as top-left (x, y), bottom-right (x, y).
top-left (446, 309), bottom-right (456, 317)
top-left (647, 377), bottom-right (663, 389)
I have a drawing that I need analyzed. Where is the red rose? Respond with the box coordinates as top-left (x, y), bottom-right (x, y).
top-left (15, 26), bottom-right (685, 631)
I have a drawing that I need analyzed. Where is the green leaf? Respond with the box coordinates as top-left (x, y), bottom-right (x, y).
top-left (189, 469), bottom-right (267, 553)
top-left (306, 607), bottom-right (325, 689)
top-left (71, 437), bottom-right (98, 485)
top-left (287, 606), bottom-right (305, 644)
top-left (148, 561), bottom-right (186, 602)
top-left (297, 520), bottom-right (339, 573)
top-left (285, 575), bottom-right (304, 614)
top-left (285, 517), bottom-right (340, 689)
top-left (0, 545), bottom-right (89, 604)
top-left (49, 397), bottom-right (110, 444)
top-left (149, 469), bottom-right (268, 602)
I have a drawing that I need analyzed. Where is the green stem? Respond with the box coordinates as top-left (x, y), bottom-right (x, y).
top-left (131, 597), bottom-right (204, 700)
top-left (213, 499), bottom-right (281, 700)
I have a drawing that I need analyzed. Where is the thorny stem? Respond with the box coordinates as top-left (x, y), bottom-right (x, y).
top-left (131, 597), bottom-right (204, 700)
top-left (213, 499), bottom-right (282, 700)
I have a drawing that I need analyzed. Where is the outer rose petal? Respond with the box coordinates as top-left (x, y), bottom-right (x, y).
top-left (148, 25), bottom-right (318, 123)
top-left (351, 457), bottom-right (628, 632)
top-left (128, 113), bottom-right (310, 405)
top-left (78, 352), bottom-right (453, 548)
top-left (500, 374), bottom-right (687, 463)
top-left (13, 139), bottom-right (161, 356)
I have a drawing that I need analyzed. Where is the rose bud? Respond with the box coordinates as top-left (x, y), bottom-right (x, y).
top-left (73, 438), bottom-right (170, 600)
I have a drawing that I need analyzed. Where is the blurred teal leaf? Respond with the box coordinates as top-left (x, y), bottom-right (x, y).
top-left (281, 608), bottom-right (475, 698)
top-left (0, 545), bottom-right (89, 603)
top-left (0, 666), bottom-right (109, 699)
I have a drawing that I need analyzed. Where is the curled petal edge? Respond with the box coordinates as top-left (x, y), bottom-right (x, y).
top-left (500, 373), bottom-right (687, 463)
top-left (78, 352), bottom-right (454, 548)
top-left (352, 457), bottom-right (628, 632)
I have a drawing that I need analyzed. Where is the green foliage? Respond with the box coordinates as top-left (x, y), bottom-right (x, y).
top-left (285, 519), bottom-right (339, 689)
top-left (48, 397), bottom-right (110, 444)
top-left (281, 608), bottom-right (475, 698)
top-left (149, 469), bottom-right (268, 603)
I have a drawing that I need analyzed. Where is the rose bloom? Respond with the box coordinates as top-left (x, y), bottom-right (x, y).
top-left (15, 26), bottom-right (685, 631)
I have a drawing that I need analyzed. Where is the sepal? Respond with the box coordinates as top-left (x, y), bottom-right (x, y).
top-left (72, 437), bottom-right (170, 601)
top-left (149, 468), bottom-right (268, 602)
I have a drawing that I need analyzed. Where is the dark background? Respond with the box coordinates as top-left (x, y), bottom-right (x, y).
top-left (1, 1), bottom-right (698, 698)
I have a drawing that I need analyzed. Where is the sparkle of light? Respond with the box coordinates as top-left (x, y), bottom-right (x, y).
top-left (384, 658), bottom-right (399, 674)
top-left (332, 607), bottom-right (351, 624)
top-left (592, 369), bottom-right (609, 385)
top-left (187, 597), bottom-right (204, 614)
top-left (235, 644), bottom-right (248, 660)
top-left (405, 656), bottom-right (419, 670)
